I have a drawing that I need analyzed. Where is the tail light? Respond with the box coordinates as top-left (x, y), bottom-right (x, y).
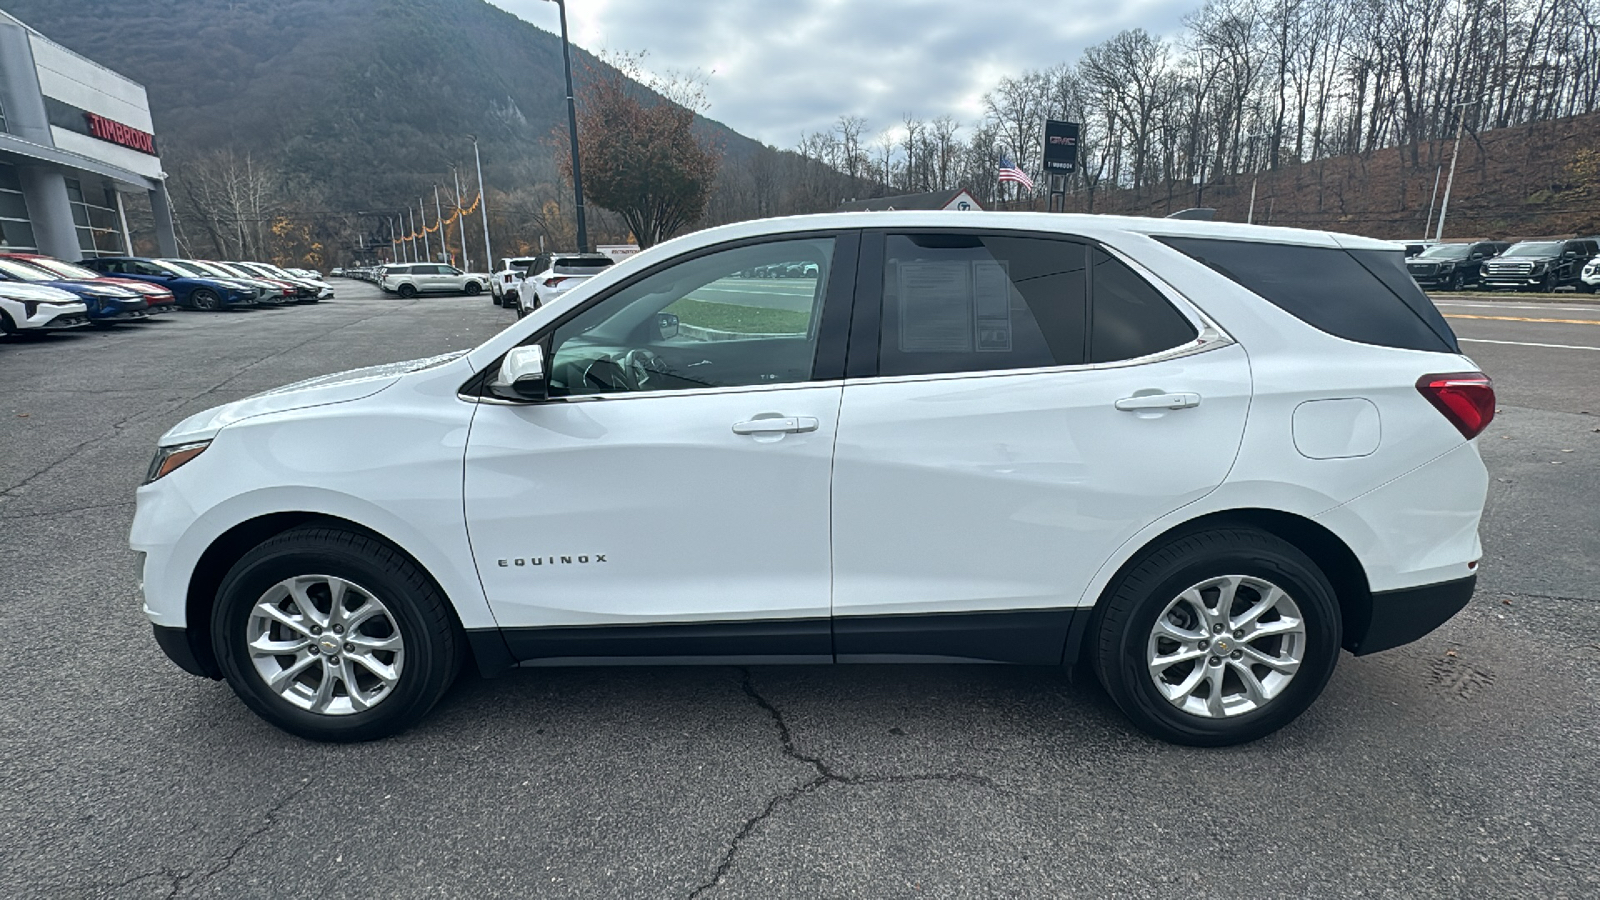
top-left (543, 276), bottom-right (569, 288)
top-left (1417, 372), bottom-right (1495, 439)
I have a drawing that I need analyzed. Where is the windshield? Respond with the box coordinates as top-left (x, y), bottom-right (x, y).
top-left (1418, 244), bottom-right (1471, 260)
top-left (1504, 242), bottom-right (1562, 256)
top-left (159, 259), bottom-right (207, 278)
top-left (0, 258), bottom-right (56, 282)
top-left (186, 260), bottom-right (235, 278)
top-left (211, 262), bottom-right (253, 278)
top-left (25, 257), bottom-right (102, 279)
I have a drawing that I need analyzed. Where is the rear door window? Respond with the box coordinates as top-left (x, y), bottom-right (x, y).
top-left (873, 233), bottom-right (1197, 378)
top-left (1158, 237), bottom-right (1458, 353)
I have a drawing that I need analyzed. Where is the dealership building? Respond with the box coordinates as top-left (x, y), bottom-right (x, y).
top-left (0, 9), bottom-right (176, 261)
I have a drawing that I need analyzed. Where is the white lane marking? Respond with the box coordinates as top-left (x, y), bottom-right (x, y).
top-left (1459, 337), bottom-right (1600, 351)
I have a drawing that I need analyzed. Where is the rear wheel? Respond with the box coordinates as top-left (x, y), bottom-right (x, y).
top-left (1093, 528), bottom-right (1341, 746)
top-left (190, 288), bottom-right (221, 311)
top-left (212, 526), bottom-right (462, 742)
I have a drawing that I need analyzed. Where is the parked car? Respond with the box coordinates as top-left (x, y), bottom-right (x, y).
top-left (1405, 241), bottom-right (1509, 291)
top-left (191, 261), bottom-right (296, 305)
top-left (133, 212), bottom-right (1491, 747)
top-left (491, 256), bottom-right (541, 307)
top-left (6, 253), bottom-right (178, 315)
top-left (232, 262), bottom-right (332, 302)
top-left (1582, 255), bottom-right (1600, 291)
top-left (0, 281), bottom-right (89, 334)
top-left (1479, 238), bottom-right (1600, 292)
top-left (380, 263), bottom-right (485, 298)
top-left (0, 256), bottom-right (149, 323)
top-left (330, 267), bottom-right (346, 278)
top-left (514, 253), bottom-right (613, 317)
top-left (79, 257), bottom-right (259, 311)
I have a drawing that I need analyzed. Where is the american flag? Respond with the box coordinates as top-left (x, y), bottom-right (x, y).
top-left (997, 156), bottom-right (1035, 192)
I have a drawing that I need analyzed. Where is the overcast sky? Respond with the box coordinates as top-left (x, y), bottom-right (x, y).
top-left (489, 0), bottom-right (1197, 148)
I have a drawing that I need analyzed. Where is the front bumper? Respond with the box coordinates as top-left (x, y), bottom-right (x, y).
top-left (1345, 574), bottom-right (1476, 655)
top-left (152, 625), bottom-right (218, 679)
top-left (1480, 276), bottom-right (1548, 289)
top-left (89, 306), bottom-right (151, 322)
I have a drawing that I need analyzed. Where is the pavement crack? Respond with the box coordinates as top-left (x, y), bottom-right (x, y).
top-left (164, 779), bottom-right (312, 898)
top-left (689, 670), bottom-right (1001, 898)
top-left (0, 500), bottom-right (135, 520)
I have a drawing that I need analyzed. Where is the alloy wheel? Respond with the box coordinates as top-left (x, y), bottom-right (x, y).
top-left (1146, 574), bottom-right (1305, 718)
top-left (245, 574), bottom-right (405, 715)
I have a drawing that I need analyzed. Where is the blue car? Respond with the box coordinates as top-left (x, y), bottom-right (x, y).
top-left (79, 257), bottom-right (259, 311)
top-left (0, 256), bottom-right (149, 323)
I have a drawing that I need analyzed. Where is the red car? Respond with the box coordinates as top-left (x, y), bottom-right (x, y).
top-left (1, 253), bottom-right (178, 314)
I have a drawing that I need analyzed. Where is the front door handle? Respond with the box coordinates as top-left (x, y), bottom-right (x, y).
top-left (732, 416), bottom-right (820, 435)
top-left (1115, 392), bottom-right (1201, 411)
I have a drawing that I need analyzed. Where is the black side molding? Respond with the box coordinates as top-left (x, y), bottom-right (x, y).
top-left (151, 625), bottom-right (219, 679)
top-left (1346, 574), bottom-right (1476, 656)
top-left (498, 618), bottom-right (832, 665)
top-left (836, 608), bottom-right (1087, 664)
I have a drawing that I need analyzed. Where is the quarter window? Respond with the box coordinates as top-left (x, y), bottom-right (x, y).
top-left (548, 237), bottom-right (834, 396)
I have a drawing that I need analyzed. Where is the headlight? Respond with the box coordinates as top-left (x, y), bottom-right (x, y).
top-left (1530, 262), bottom-right (1547, 273)
top-left (1437, 262), bottom-right (1454, 271)
top-left (145, 441), bottom-right (210, 484)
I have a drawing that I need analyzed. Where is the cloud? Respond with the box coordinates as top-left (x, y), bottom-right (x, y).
top-left (490, 0), bottom-right (1196, 147)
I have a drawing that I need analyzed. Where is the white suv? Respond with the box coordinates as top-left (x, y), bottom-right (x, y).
top-left (514, 253), bottom-right (613, 316)
top-left (131, 212), bottom-right (1491, 746)
top-left (491, 257), bottom-right (540, 307)
top-left (380, 263), bottom-right (485, 298)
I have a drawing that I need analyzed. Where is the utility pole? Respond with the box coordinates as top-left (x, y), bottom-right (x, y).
top-left (1244, 133), bottom-right (1264, 225)
top-left (543, 0), bottom-right (588, 252)
top-left (433, 184), bottom-right (446, 266)
top-left (1435, 100), bottom-right (1478, 243)
top-left (419, 197), bottom-right (431, 262)
top-left (1423, 165), bottom-right (1443, 241)
top-left (470, 135), bottom-right (493, 272)
top-left (452, 166), bottom-right (468, 269)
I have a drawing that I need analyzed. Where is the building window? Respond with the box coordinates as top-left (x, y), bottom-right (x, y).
top-left (0, 163), bottom-right (38, 252)
top-left (64, 178), bottom-right (126, 258)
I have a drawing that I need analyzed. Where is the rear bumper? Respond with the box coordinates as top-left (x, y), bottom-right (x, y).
top-left (1345, 574), bottom-right (1476, 655)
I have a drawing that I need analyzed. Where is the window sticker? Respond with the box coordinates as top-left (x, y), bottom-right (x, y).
top-left (971, 260), bottom-right (1013, 352)
top-left (898, 261), bottom-right (973, 352)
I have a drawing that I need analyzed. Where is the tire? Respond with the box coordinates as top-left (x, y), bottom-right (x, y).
top-left (1539, 274), bottom-right (1556, 293)
top-left (463, 281), bottom-right (482, 296)
top-left (1447, 271), bottom-right (1463, 291)
top-left (211, 526), bottom-right (462, 742)
top-left (503, 291), bottom-right (518, 308)
top-left (1092, 528), bottom-right (1341, 747)
top-left (190, 288), bottom-right (221, 311)
top-left (397, 284), bottom-right (417, 299)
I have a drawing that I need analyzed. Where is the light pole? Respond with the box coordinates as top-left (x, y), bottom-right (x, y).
top-left (452, 165), bottom-right (469, 270)
top-left (1243, 132), bottom-right (1265, 225)
top-left (408, 207), bottom-right (417, 263)
top-left (1435, 100), bottom-right (1479, 243)
top-left (542, 0), bottom-right (588, 252)
top-left (470, 134), bottom-right (493, 272)
top-left (388, 216), bottom-right (397, 263)
top-left (419, 197), bottom-right (432, 262)
top-left (433, 183), bottom-right (446, 265)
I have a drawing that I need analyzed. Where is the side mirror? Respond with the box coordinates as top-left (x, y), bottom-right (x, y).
top-left (490, 345), bottom-right (547, 402)
top-left (656, 313), bottom-right (679, 341)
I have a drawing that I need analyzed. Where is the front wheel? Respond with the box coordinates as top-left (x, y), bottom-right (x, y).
top-left (1447, 271), bottom-right (1463, 291)
top-left (1093, 528), bottom-right (1341, 746)
top-left (212, 526), bottom-right (462, 742)
top-left (463, 281), bottom-right (482, 296)
top-left (190, 288), bottom-right (221, 311)
top-left (397, 284), bottom-right (417, 299)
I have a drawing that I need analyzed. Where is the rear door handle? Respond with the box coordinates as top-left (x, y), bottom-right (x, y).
top-left (732, 416), bottom-right (819, 435)
top-left (1115, 392), bottom-right (1201, 411)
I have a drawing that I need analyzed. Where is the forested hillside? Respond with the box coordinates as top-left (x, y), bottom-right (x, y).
top-left (2, 0), bottom-right (792, 261)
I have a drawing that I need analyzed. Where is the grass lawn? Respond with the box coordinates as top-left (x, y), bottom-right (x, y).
top-left (662, 298), bottom-right (810, 334)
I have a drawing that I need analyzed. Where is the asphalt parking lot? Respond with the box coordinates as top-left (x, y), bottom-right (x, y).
top-left (2, 281), bottom-right (1598, 899)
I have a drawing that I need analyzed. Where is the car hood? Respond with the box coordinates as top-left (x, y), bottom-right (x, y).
top-left (0, 282), bottom-right (82, 303)
top-left (159, 351), bottom-right (468, 445)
